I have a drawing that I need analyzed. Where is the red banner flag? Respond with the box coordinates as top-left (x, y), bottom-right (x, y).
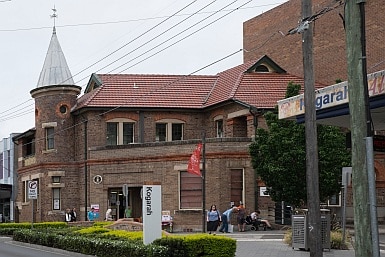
top-left (187, 143), bottom-right (203, 177)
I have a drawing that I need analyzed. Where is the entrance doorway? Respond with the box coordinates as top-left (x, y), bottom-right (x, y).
top-left (108, 188), bottom-right (129, 220)
top-left (107, 187), bottom-right (142, 221)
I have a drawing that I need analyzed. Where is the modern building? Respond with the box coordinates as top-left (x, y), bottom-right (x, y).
top-left (0, 134), bottom-right (19, 222)
top-left (12, 24), bottom-right (317, 230)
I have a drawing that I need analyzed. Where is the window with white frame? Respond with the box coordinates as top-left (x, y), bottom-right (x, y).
top-left (53, 188), bottom-right (61, 210)
top-left (106, 119), bottom-right (135, 145)
top-left (155, 119), bottom-right (184, 142)
top-left (52, 176), bottom-right (61, 184)
top-left (216, 119), bottom-right (224, 137)
top-left (327, 192), bottom-right (341, 206)
top-left (46, 127), bottom-right (55, 150)
top-left (214, 115), bottom-right (224, 138)
top-left (179, 171), bottom-right (202, 209)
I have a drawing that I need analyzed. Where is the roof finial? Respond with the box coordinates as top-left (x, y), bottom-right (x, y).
top-left (50, 6), bottom-right (58, 33)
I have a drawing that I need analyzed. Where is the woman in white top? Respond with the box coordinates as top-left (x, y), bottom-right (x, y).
top-left (105, 208), bottom-right (113, 221)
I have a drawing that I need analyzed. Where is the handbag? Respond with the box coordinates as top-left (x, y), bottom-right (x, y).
top-left (217, 211), bottom-right (222, 224)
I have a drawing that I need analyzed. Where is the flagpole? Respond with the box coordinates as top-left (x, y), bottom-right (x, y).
top-left (202, 131), bottom-right (206, 233)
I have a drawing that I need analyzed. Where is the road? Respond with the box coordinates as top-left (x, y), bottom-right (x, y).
top-left (0, 237), bottom-right (92, 257)
top-left (2, 231), bottom-right (385, 257)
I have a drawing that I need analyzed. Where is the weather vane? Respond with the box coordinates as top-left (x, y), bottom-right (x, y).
top-left (50, 6), bottom-right (58, 30)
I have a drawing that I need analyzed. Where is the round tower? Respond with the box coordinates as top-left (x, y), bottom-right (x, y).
top-left (31, 27), bottom-right (81, 163)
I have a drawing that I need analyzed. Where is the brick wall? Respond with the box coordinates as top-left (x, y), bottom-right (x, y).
top-left (243, 0), bottom-right (385, 86)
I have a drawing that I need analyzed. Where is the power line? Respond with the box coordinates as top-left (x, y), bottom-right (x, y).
top-left (0, 1), bottom-right (278, 130)
top-left (19, 48), bottom-right (244, 148)
top-left (71, 0), bottom-right (211, 86)
top-left (0, 3), bottom-right (284, 32)
top-left (287, 0), bottom-right (344, 35)
top-left (0, 0), bottom-right (200, 121)
top-left (0, 1), bottom-right (277, 120)
top-left (75, 0), bottom-right (240, 85)
top-left (0, 99), bottom-right (32, 115)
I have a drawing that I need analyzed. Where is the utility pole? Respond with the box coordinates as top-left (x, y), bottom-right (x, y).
top-left (301, 0), bottom-right (322, 256)
top-left (345, 0), bottom-right (376, 256)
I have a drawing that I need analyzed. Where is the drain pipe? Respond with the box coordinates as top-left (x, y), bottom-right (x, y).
top-left (249, 107), bottom-right (263, 210)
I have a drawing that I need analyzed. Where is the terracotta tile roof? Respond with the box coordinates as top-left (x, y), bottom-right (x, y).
top-left (74, 58), bottom-right (326, 111)
top-left (76, 74), bottom-right (217, 110)
top-left (233, 72), bottom-right (310, 108)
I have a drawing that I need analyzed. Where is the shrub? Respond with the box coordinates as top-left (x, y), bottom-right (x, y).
top-left (0, 222), bottom-right (67, 230)
top-left (74, 226), bottom-right (110, 235)
top-left (7, 223), bottom-right (236, 257)
top-left (12, 229), bottom-right (167, 257)
top-left (154, 234), bottom-right (236, 257)
top-left (330, 230), bottom-right (350, 250)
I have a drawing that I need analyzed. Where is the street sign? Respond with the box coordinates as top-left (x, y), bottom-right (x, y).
top-left (342, 167), bottom-right (352, 186)
top-left (123, 184), bottom-right (128, 196)
top-left (28, 180), bottom-right (38, 199)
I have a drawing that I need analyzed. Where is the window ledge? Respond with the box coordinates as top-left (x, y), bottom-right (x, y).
top-left (175, 209), bottom-right (202, 214)
top-left (42, 149), bottom-right (57, 154)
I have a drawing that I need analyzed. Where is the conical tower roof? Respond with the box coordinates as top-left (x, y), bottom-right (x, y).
top-left (36, 27), bottom-right (74, 87)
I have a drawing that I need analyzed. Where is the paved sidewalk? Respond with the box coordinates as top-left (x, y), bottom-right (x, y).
top-left (236, 240), bottom-right (356, 257)
top-left (215, 229), bottom-right (358, 257)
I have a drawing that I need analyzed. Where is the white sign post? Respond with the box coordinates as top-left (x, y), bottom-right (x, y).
top-left (28, 180), bottom-right (38, 199)
top-left (142, 183), bottom-right (162, 245)
top-left (28, 180), bottom-right (38, 228)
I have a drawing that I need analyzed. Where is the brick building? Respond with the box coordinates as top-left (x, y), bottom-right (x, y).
top-left (243, 0), bottom-right (385, 220)
top-left (243, 0), bottom-right (385, 86)
top-left (12, 24), bottom-right (317, 231)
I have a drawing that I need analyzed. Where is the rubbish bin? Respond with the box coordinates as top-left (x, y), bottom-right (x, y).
top-left (292, 209), bottom-right (331, 251)
top-left (292, 214), bottom-right (308, 250)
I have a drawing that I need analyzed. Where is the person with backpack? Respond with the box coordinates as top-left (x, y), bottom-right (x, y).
top-left (207, 204), bottom-right (221, 235)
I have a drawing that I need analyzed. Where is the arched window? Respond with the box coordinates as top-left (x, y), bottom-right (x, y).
top-left (106, 118), bottom-right (136, 145)
top-left (155, 119), bottom-right (185, 142)
top-left (255, 65), bottom-right (269, 72)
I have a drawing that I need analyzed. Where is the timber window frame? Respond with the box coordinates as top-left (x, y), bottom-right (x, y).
top-left (106, 118), bottom-right (135, 145)
top-left (179, 171), bottom-right (202, 209)
top-left (52, 188), bottom-right (61, 210)
top-left (155, 119), bottom-right (184, 142)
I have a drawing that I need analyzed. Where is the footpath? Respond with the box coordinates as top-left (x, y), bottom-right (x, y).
top-left (207, 225), bottom-right (385, 257)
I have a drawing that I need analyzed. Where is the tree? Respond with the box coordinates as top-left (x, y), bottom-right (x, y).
top-left (249, 82), bottom-right (351, 207)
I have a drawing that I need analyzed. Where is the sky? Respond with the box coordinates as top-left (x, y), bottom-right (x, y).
top-left (0, 0), bottom-right (286, 140)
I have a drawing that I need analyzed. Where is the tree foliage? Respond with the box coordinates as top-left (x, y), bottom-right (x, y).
top-left (249, 82), bottom-right (351, 207)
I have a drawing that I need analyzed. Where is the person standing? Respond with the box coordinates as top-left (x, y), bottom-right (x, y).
top-left (105, 208), bottom-right (113, 221)
top-left (87, 207), bottom-right (96, 221)
top-left (65, 208), bottom-right (72, 222)
top-left (237, 204), bottom-right (246, 232)
top-left (70, 207), bottom-right (77, 222)
top-left (207, 205), bottom-right (221, 235)
top-left (219, 206), bottom-right (238, 233)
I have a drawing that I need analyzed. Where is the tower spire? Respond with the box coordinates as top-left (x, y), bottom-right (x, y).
top-left (36, 6), bottom-right (74, 88)
top-left (50, 6), bottom-right (57, 33)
